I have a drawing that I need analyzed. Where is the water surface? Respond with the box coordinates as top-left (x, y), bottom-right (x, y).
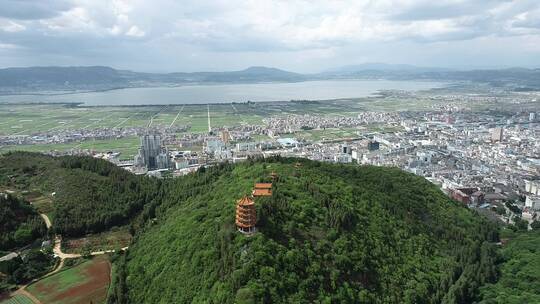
top-left (0, 80), bottom-right (446, 106)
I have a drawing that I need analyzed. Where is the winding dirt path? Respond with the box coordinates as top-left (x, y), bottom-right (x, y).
top-left (9, 213), bottom-right (128, 303)
top-left (38, 214), bottom-right (51, 229)
top-left (13, 288), bottom-right (42, 304)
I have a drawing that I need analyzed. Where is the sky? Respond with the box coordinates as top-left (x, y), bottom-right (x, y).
top-left (0, 0), bottom-right (540, 72)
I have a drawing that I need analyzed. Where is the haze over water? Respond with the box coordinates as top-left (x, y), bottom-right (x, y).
top-left (0, 80), bottom-right (445, 106)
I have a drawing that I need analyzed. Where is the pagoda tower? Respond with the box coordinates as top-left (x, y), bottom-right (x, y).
top-left (235, 196), bottom-right (257, 234)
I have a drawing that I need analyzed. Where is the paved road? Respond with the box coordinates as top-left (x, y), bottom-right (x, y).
top-left (169, 105), bottom-right (185, 128)
top-left (207, 104), bottom-right (212, 132)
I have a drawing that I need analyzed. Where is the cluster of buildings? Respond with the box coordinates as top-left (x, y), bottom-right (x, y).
top-left (263, 112), bottom-right (399, 136)
top-left (326, 110), bottom-right (540, 227)
top-left (3, 90), bottom-right (538, 229)
top-left (70, 108), bottom-right (538, 229)
top-left (0, 125), bottom-right (188, 147)
top-left (180, 109), bottom-right (538, 228)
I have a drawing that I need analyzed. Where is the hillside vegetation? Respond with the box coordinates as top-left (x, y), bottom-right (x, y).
top-left (108, 157), bottom-right (499, 303)
top-left (0, 193), bottom-right (53, 293)
top-left (0, 152), bottom-right (158, 237)
top-left (479, 230), bottom-right (540, 303)
top-left (0, 194), bottom-right (46, 250)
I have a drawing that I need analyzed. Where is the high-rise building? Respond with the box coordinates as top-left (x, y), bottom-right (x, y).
top-left (134, 134), bottom-right (170, 170)
top-left (525, 180), bottom-right (540, 195)
top-left (530, 112), bottom-right (537, 122)
top-left (491, 128), bottom-right (503, 142)
top-left (341, 143), bottom-right (351, 155)
top-left (205, 139), bottom-right (225, 153)
top-left (221, 130), bottom-right (230, 143)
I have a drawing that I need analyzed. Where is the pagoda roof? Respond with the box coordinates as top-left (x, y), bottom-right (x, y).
top-left (254, 183), bottom-right (272, 189)
top-left (237, 195), bottom-right (255, 206)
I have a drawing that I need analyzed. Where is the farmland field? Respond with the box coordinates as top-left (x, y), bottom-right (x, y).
top-left (0, 99), bottom-right (385, 136)
top-left (26, 255), bottom-right (111, 304)
top-left (0, 101), bottom-right (362, 156)
top-left (0, 136), bottom-right (142, 160)
top-left (0, 294), bottom-right (35, 304)
top-left (0, 103), bottom-right (268, 136)
top-left (0, 97), bottom-right (452, 157)
top-left (63, 226), bottom-right (132, 254)
top-left (22, 191), bottom-right (55, 223)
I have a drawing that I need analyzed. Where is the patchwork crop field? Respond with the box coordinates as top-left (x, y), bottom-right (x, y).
top-left (26, 255), bottom-right (111, 304)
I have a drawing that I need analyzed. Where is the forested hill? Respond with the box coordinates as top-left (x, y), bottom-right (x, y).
top-left (109, 157), bottom-right (500, 303)
top-left (0, 194), bottom-right (46, 251)
top-left (479, 230), bottom-right (540, 303)
top-left (0, 152), bottom-right (159, 237)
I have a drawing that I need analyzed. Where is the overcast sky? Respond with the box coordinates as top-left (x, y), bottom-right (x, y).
top-left (1, 0), bottom-right (539, 72)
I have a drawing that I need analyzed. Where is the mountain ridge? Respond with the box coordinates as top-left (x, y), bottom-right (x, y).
top-left (323, 62), bottom-right (453, 73)
top-left (1, 64), bottom-right (539, 94)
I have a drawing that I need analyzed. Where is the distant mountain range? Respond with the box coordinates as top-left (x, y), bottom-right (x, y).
top-left (323, 63), bottom-right (452, 73)
top-left (0, 64), bottom-right (539, 94)
top-left (320, 64), bottom-right (540, 89)
top-left (0, 66), bottom-right (304, 94)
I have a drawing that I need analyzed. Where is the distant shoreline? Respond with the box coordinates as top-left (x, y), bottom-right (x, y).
top-left (0, 79), bottom-right (448, 107)
top-left (0, 78), bottom-right (446, 98)
top-left (0, 100), bottom-right (334, 108)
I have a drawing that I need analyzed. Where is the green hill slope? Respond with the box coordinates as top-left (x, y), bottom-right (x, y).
top-left (0, 152), bottom-right (158, 237)
top-left (0, 193), bottom-right (46, 250)
top-left (110, 158), bottom-right (499, 303)
top-left (479, 230), bottom-right (540, 303)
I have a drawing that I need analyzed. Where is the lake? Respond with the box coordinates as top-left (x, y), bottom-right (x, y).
top-left (0, 80), bottom-right (446, 106)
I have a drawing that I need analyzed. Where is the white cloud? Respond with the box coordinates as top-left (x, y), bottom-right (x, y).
top-left (0, 0), bottom-right (539, 70)
top-left (0, 20), bottom-right (26, 32)
top-left (126, 25), bottom-right (145, 37)
top-left (129, 0), bottom-right (540, 51)
top-left (0, 42), bottom-right (19, 49)
top-left (7, 0), bottom-right (540, 47)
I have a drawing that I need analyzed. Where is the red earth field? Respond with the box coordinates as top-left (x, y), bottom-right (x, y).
top-left (27, 255), bottom-right (111, 304)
